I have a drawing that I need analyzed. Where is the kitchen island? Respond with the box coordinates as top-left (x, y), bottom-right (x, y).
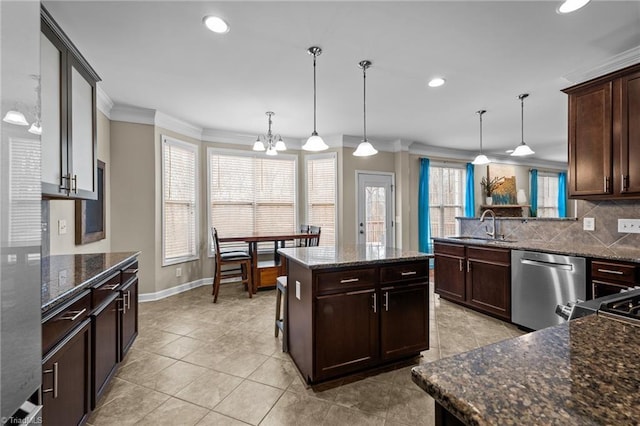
top-left (278, 245), bottom-right (432, 384)
top-left (411, 314), bottom-right (640, 425)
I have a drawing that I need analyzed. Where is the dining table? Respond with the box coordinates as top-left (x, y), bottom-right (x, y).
top-left (218, 231), bottom-right (320, 292)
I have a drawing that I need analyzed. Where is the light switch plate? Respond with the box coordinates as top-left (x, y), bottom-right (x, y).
top-left (58, 219), bottom-right (67, 235)
top-left (295, 280), bottom-right (301, 300)
top-left (176, 267), bottom-right (182, 277)
top-left (618, 218), bottom-right (640, 233)
top-left (583, 217), bottom-right (595, 231)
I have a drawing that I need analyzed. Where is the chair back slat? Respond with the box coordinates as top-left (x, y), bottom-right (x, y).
top-left (308, 225), bottom-right (321, 247)
top-left (211, 227), bottom-right (221, 259)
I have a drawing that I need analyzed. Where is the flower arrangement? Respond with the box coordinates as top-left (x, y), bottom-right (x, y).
top-left (480, 176), bottom-right (504, 197)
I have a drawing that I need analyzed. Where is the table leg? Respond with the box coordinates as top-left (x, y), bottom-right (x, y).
top-left (250, 241), bottom-right (259, 293)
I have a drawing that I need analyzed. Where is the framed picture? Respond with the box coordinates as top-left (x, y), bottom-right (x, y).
top-left (75, 160), bottom-right (105, 244)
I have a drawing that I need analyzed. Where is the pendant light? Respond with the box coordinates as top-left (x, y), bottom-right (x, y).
top-left (472, 110), bottom-right (490, 165)
top-left (3, 109), bottom-right (29, 126)
top-left (511, 93), bottom-right (535, 156)
top-left (353, 60), bottom-right (377, 157)
top-left (302, 46), bottom-right (328, 152)
top-left (253, 111), bottom-right (285, 156)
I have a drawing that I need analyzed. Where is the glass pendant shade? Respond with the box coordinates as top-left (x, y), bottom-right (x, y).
top-left (3, 110), bottom-right (29, 126)
top-left (302, 133), bottom-right (328, 151)
top-left (274, 138), bottom-right (286, 151)
top-left (265, 145), bottom-right (277, 156)
top-left (28, 121), bottom-right (42, 135)
top-left (472, 154), bottom-right (490, 165)
top-left (353, 141), bottom-right (378, 157)
top-left (253, 140), bottom-right (266, 151)
top-left (511, 93), bottom-right (535, 157)
top-left (511, 142), bottom-right (535, 156)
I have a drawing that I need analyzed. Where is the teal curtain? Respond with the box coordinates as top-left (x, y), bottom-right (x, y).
top-left (418, 158), bottom-right (432, 253)
top-left (558, 171), bottom-right (567, 217)
top-left (530, 169), bottom-right (538, 217)
top-left (464, 163), bottom-right (475, 217)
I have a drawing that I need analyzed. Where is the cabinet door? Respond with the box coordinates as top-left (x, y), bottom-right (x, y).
top-left (567, 82), bottom-right (613, 196)
top-left (467, 259), bottom-right (511, 321)
top-left (91, 293), bottom-right (119, 408)
top-left (315, 289), bottom-right (378, 380)
top-left (380, 283), bottom-right (429, 361)
top-left (120, 276), bottom-right (138, 360)
top-left (69, 56), bottom-right (97, 199)
top-left (434, 254), bottom-right (465, 302)
top-left (620, 70), bottom-right (640, 195)
top-left (42, 319), bottom-right (91, 426)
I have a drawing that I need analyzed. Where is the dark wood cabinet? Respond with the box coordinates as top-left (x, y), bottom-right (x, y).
top-left (563, 62), bottom-right (640, 199)
top-left (91, 293), bottom-right (120, 408)
top-left (434, 243), bottom-right (466, 302)
top-left (315, 289), bottom-right (378, 380)
top-left (42, 319), bottom-right (91, 426)
top-left (591, 259), bottom-right (639, 299)
top-left (434, 242), bottom-right (511, 321)
top-left (119, 275), bottom-right (138, 360)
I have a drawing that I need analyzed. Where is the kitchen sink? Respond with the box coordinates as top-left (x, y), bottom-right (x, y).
top-left (446, 236), bottom-right (517, 243)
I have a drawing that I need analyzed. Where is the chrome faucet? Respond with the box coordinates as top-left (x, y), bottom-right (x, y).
top-left (479, 209), bottom-right (496, 239)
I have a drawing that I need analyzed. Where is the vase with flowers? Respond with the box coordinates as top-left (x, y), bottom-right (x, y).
top-left (480, 176), bottom-right (504, 205)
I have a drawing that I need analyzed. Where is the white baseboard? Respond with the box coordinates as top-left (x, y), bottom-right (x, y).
top-left (139, 277), bottom-right (212, 302)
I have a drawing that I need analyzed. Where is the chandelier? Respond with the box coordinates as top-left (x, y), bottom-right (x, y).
top-left (253, 111), bottom-right (286, 156)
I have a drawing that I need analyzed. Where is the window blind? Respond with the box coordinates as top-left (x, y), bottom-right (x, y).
top-left (429, 165), bottom-right (465, 238)
top-left (162, 136), bottom-right (198, 264)
top-left (9, 137), bottom-right (41, 245)
top-left (306, 154), bottom-right (336, 247)
top-left (537, 174), bottom-right (559, 218)
top-left (209, 150), bottom-right (297, 253)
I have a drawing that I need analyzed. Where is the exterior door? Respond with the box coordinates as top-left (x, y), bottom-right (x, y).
top-left (357, 172), bottom-right (394, 247)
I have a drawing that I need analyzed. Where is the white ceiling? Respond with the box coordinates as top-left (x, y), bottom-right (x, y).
top-left (44, 1), bottom-right (640, 164)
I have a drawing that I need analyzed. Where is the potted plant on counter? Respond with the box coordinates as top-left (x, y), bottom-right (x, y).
top-left (480, 176), bottom-right (504, 205)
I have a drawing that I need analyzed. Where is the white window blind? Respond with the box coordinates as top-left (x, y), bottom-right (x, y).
top-left (429, 164), bottom-right (465, 241)
top-left (208, 149), bottom-right (297, 253)
top-left (162, 136), bottom-right (199, 265)
top-left (306, 153), bottom-right (336, 247)
top-left (9, 138), bottom-right (41, 245)
top-left (537, 173), bottom-right (559, 218)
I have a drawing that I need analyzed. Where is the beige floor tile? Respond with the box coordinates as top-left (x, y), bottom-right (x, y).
top-left (115, 352), bottom-right (176, 384)
top-left (385, 386), bottom-right (434, 425)
top-left (260, 390), bottom-right (332, 426)
top-left (175, 369), bottom-right (243, 409)
top-left (136, 397), bottom-right (209, 426)
top-left (286, 375), bottom-right (344, 403)
top-left (88, 381), bottom-right (170, 425)
top-left (196, 411), bottom-right (251, 425)
top-left (332, 377), bottom-right (391, 417)
top-left (132, 328), bottom-right (183, 352)
top-left (137, 360), bottom-right (210, 395)
top-left (247, 356), bottom-right (298, 389)
top-left (322, 404), bottom-right (385, 426)
top-left (151, 335), bottom-right (206, 360)
top-left (181, 342), bottom-right (235, 369)
top-left (212, 350), bottom-right (269, 378)
top-left (213, 380), bottom-right (284, 425)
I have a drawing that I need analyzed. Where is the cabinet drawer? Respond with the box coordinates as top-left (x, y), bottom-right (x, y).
top-left (92, 271), bottom-right (120, 309)
top-left (316, 268), bottom-right (376, 294)
top-left (467, 246), bottom-right (510, 264)
top-left (380, 261), bottom-right (429, 284)
top-left (121, 260), bottom-right (139, 285)
top-left (434, 242), bottom-right (465, 257)
top-left (591, 261), bottom-right (637, 284)
top-left (42, 290), bottom-right (91, 355)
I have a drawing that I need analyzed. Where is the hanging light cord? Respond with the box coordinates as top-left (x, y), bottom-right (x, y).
top-left (363, 65), bottom-right (367, 141)
top-left (519, 93), bottom-right (528, 144)
top-left (479, 111), bottom-right (483, 153)
top-left (312, 53), bottom-right (318, 135)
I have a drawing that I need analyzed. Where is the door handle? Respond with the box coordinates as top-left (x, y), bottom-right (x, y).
top-left (42, 362), bottom-right (59, 399)
top-left (384, 291), bottom-right (389, 311)
top-left (467, 260), bottom-right (471, 273)
top-left (459, 259), bottom-right (463, 272)
top-left (59, 308), bottom-right (87, 321)
top-left (372, 293), bottom-right (377, 313)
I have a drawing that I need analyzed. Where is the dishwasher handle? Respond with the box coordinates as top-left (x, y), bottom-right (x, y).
top-left (520, 258), bottom-right (573, 271)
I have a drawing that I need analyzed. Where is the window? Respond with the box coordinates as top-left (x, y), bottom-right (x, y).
top-left (305, 153), bottom-right (337, 247)
top-left (429, 164), bottom-right (465, 243)
top-left (162, 135), bottom-right (199, 265)
top-left (537, 173), bottom-right (559, 218)
top-left (9, 137), bottom-right (41, 245)
top-left (208, 148), bottom-right (297, 254)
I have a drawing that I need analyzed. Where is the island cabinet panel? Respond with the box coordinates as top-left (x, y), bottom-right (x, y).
top-left (120, 275), bottom-right (139, 360)
top-left (434, 243), bottom-right (466, 302)
top-left (91, 293), bottom-right (120, 408)
top-left (591, 259), bottom-right (639, 299)
top-left (41, 318), bottom-right (91, 426)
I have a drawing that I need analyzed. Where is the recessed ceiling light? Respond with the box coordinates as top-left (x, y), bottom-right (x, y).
top-left (203, 15), bottom-right (229, 33)
top-left (428, 77), bottom-right (446, 88)
top-left (557, 0), bottom-right (590, 14)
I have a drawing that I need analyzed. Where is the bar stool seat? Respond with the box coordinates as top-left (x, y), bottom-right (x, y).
top-left (274, 276), bottom-right (288, 352)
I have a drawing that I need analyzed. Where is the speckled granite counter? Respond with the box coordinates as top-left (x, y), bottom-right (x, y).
top-left (433, 237), bottom-right (640, 263)
top-left (277, 244), bottom-right (432, 269)
top-left (42, 252), bottom-right (139, 313)
top-left (412, 314), bottom-right (640, 425)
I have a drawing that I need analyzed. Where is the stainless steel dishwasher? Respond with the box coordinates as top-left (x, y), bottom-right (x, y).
top-left (511, 250), bottom-right (586, 330)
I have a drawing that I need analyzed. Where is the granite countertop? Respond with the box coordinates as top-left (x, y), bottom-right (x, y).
top-left (42, 251), bottom-right (139, 313)
top-left (432, 237), bottom-right (640, 263)
top-left (277, 245), bottom-right (432, 269)
top-left (412, 314), bottom-right (640, 425)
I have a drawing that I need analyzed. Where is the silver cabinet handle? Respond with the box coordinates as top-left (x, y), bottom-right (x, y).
top-left (467, 260), bottom-right (471, 273)
top-left (103, 284), bottom-right (120, 290)
top-left (372, 293), bottom-right (377, 313)
top-left (340, 278), bottom-right (359, 284)
top-left (43, 362), bottom-right (59, 398)
top-left (459, 259), bottom-right (463, 272)
top-left (597, 268), bottom-right (624, 275)
top-left (384, 291), bottom-right (389, 311)
top-left (124, 268), bottom-right (139, 274)
top-left (126, 290), bottom-right (131, 310)
top-left (60, 308), bottom-right (86, 321)
top-left (401, 271), bottom-right (417, 276)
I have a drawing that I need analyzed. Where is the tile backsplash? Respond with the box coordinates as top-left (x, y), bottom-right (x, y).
top-left (459, 200), bottom-right (640, 249)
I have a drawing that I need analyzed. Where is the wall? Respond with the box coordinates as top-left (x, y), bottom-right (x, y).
top-left (49, 110), bottom-right (111, 254)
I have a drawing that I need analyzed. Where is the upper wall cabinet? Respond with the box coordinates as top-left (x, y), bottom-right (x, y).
top-left (563, 63), bottom-right (640, 200)
top-left (41, 7), bottom-right (101, 200)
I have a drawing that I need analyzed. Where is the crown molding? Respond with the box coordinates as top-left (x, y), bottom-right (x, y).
top-left (563, 46), bottom-right (640, 85)
top-left (110, 104), bottom-right (156, 125)
top-left (155, 111), bottom-right (203, 140)
top-left (96, 85), bottom-right (113, 119)
top-left (392, 139), bottom-right (413, 152)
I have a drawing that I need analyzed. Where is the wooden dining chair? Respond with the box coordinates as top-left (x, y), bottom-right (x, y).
top-left (296, 224), bottom-right (310, 247)
top-left (211, 227), bottom-right (252, 303)
top-left (308, 225), bottom-right (321, 247)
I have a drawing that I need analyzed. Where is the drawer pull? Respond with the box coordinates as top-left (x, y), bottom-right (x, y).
top-left (42, 362), bottom-right (59, 398)
top-left (124, 268), bottom-right (139, 274)
top-left (372, 293), bottom-right (377, 313)
top-left (103, 284), bottom-right (120, 290)
top-left (459, 259), bottom-right (463, 272)
top-left (400, 271), bottom-right (417, 276)
top-left (597, 268), bottom-right (624, 275)
top-left (384, 291), bottom-right (389, 311)
top-left (340, 278), bottom-right (359, 284)
top-left (59, 308), bottom-right (87, 321)
top-left (126, 291), bottom-right (131, 310)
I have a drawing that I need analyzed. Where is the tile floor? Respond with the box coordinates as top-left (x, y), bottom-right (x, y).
top-left (88, 279), bottom-right (524, 426)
